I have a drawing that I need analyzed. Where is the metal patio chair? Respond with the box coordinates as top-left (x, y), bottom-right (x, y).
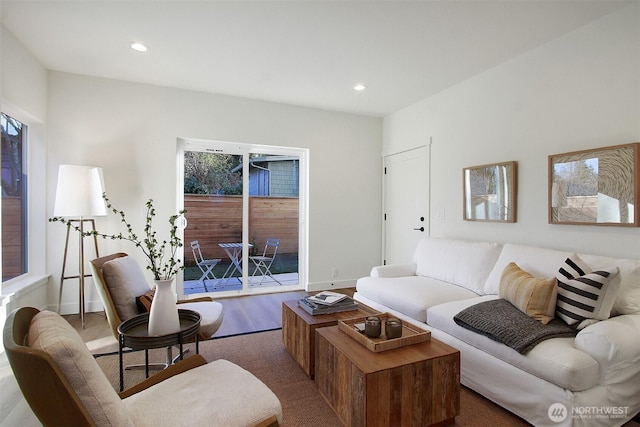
top-left (249, 238), bottom-right (282, 286)
top-left (191, 240), bottom-right (221, 290)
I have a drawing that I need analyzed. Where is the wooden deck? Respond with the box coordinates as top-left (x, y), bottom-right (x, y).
top-left (184, 272), bottom-right (300, 294)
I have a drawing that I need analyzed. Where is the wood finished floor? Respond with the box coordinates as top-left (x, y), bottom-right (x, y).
top-left (212, 290), bottom-right (310, 338)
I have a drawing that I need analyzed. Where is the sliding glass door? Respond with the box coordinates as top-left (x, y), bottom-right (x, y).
top-left (177, 138), bottom-right (307, 297)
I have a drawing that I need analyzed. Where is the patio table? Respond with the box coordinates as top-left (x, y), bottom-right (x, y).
top-left (218, 243), bottom-right (253, 283)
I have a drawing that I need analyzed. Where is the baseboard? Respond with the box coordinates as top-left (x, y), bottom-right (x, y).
top-left (56, 299), bottom-right (105, 315)
top-left (306, 279), bottom-right (356, 293)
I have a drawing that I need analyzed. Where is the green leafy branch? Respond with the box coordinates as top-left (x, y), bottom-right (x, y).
top-left (50, 194), bottom-right (186, 280)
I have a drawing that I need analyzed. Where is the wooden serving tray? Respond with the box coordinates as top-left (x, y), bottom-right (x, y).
top-left (338, 312), bottom-right (431, 352)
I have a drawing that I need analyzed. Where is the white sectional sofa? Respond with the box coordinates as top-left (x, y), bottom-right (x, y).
top-left (354, 237), bottom-right (640, 427)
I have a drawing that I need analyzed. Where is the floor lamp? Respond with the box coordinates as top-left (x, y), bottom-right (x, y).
top-left (54, 165), bottom-right (106, 327)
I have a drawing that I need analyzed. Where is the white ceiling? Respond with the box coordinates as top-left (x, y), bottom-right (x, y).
top-left (0, 1), bottom-right (631, 117)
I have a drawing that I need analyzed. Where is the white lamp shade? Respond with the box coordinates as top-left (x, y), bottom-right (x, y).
top-left (53, 165), bottom-right (107, 217)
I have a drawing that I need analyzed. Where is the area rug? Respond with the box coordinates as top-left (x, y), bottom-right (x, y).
top-left (96, 329), bottom-right (530, 427)
top-left (96, 329), bottom-right (343, 426)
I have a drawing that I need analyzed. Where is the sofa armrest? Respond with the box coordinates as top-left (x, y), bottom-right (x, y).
top-left (118, 354), bottom-right (207, 399)
top-left (575, 314), bottom-right (640, 372)
top-left (370, 263), bottom-right (416, 278)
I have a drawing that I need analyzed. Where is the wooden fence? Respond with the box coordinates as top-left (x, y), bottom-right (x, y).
top-left (1, 195), bottom-right (296, 277)
top-left (2, 196), bottom-right (23, 280)
top-left (183, 194), bottom-right (299, 265)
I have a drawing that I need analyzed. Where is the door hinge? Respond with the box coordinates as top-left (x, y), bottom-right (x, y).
top-left (384, 167), bottom-right (387, 175)
top-left (384, 213), bottom-right (387, 221)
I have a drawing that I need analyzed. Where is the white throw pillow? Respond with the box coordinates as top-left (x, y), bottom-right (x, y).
top-left (613, 264), bottom-right (640, 315)
top-left (102, 256), bottom-right (151, 320)
top-left (579, 254), bottom-right (640, 315)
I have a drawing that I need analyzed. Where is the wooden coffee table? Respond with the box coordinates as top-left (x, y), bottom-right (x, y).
top-left (315, 325), bottom-right (460, 427)
top-left (281, 299), bottom-right (379, 378)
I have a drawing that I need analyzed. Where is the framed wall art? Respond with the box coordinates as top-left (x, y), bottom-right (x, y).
top-left (463, 161), bottom-right (517, 222)
top-left (549, 142), bottom-right (639, 226)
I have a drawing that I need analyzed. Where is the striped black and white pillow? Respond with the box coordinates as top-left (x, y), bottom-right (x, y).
top-left (556, 255), bottom-right (620, 329)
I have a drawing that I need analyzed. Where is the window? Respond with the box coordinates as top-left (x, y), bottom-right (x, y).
top-left (178, 138), bottom-right (308, 296)
top-left (1, 112), bottom-right (28, 281)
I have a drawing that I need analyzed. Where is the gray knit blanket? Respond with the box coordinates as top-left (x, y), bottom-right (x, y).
top-left (453, 299), bottom-right (576, 354)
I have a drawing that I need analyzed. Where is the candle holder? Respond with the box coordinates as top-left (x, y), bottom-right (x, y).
top-left (385, 317), bottom-right (403, 339)
top-left (364, 316), bottom-right (381, 338)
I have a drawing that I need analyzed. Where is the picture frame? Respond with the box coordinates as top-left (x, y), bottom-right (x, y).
top-left (463, 161), bottom-right (517, 222)
top-left (548, 143), bottom-right (639, 226)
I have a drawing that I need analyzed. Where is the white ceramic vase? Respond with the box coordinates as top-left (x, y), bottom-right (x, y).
top-left (148, 278), bottom-right (180, 336)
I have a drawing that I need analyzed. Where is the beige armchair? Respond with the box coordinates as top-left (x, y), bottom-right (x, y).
top-left (3, 306), bottom-right (282, 427)
top-left (90, 252), bottom-right (224, 342)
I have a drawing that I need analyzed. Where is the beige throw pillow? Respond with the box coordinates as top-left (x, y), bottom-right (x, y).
top-left (102, 256), bottom-right (151, 320)
top-left (499, 262), bottom-right (557, 324)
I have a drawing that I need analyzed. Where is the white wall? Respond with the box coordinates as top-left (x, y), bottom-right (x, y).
top-left (1, 26), bottom-right (49, 320)
top-left (5, 2), bottom-right (639, 316)
top-left (46, 72), bottom-right (382, 311)
top-left (1, 28), bottom-right (47, 121)
top-left (384, 3), bottom-right (640, 259)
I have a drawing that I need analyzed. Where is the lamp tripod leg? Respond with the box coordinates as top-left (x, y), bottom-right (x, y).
top-left (79, 219), bottom-right (85, 328)
top-left (58, 219), bottom-right (100, 329)
top-left (57, 224), bottom-right (72, 314)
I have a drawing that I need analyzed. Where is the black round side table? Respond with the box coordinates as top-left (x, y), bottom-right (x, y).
top-left (117, 309), bottom-right (201, 391)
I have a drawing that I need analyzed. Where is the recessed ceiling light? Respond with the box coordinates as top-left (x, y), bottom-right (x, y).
top-left (130, 42), bottom-right (148, 52)
top-left (353, 84), bottom-right (367, 91)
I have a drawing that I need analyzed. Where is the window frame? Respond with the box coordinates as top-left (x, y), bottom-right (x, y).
top-left (176, 137), bottom-right (309, 297)
top-left (2, 112), bottom-right (28, 281)
top-left (1, 106), bottom-right (48, 299)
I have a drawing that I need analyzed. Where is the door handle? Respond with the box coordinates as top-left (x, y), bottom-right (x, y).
top-left (413, 227), bottom-right (424, 232)
top-left (177, 215), bottom-right (188, 229)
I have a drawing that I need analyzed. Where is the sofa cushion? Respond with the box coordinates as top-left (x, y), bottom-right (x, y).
top-left (28, 311), bottom-right (134, 427)
top-left (413, 237), bottom-right (502, 294)
top-left (499, 262), bottom-right (557, 324)
top-left (556, 255), bottom-right (620, 329)
top-left (356, 275), bottom-right (479, 323)
top-left (484, 243), bottom-right (571, 295)
top-left (102, 256), bottom-right (151, 320)
top-left (122, 359), bottom-right (282, 427)
top-left (427, 296), bottom-right (600, 391)
top-left (579, 254), bottom-right (640, 315)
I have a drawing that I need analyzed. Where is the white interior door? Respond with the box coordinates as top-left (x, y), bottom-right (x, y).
top-left (383, 146), bottom-right (429, 265)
